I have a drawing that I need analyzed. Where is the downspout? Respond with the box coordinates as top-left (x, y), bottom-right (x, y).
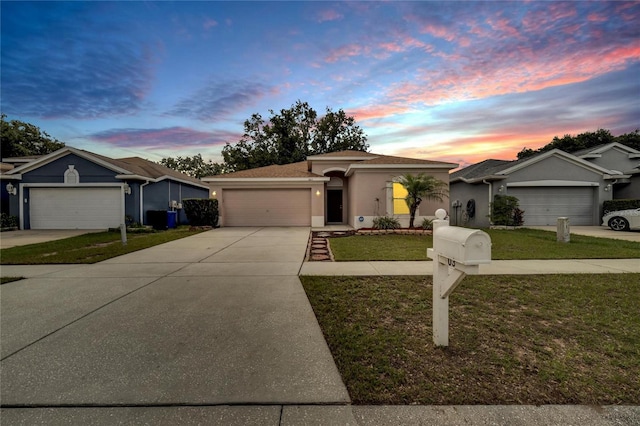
top-left (140, 180), bottom-right (150, 224)
top-left (483, 179), bottom-right (492, 225)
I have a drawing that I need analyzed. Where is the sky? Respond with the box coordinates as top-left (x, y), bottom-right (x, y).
top-left (1, 1), bottom-right (639, 169)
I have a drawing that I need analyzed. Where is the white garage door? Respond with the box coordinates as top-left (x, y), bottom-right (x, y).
top-left (509, 187), bottom-right (595, 226)
top-left (223, 189), bottom-right (311, 226)
top-left (30, 187), bottom-right (122, 229)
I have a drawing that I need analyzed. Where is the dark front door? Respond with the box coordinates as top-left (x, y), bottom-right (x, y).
top-left (327, 190), bottom-right (343, 223)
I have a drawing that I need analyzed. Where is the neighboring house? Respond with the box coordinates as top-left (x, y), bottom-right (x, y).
top-left (1, 147), bottom-right (209, 229)
top-left (572, 142), bottom-right (640, 199)
top-left (203, 150), bottom-right (457, 228)
top-left (450, 144), bottom-right (640, 227)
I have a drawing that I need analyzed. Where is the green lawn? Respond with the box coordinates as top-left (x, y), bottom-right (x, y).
top-left (0, 227), bottom-right (205, 265)
top-left (301, 274), bottom-right (640, 405)
top-left (328, 228), bottom-right (640, 261)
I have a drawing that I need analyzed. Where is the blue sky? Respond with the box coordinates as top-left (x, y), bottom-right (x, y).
top-left (2, 1), bottom-right (639, 168)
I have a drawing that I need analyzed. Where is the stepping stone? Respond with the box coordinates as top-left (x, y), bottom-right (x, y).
top-left (311, 254), bottom-right (330, 261)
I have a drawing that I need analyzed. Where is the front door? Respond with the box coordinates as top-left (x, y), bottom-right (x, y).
top-left (327, 189), bottom-right (343, 223)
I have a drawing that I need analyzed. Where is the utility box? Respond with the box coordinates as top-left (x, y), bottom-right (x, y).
top-left (433, 226), bottom-right (491, 265)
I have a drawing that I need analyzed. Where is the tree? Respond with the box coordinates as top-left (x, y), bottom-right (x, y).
top-left (313, 108), bottom-right (368, 153)
top-left (397, 173), bottom-right (448, 228)
top-left (517, 128), bottom-right (639, 160)
top-left (159, 154), bottom-right (225, 178)
top-left (1, 114), bottom-right (65, 160)
top-left (222, 101), bottom-right (368, 172)
top-left (490, 194), bottom-right (524, 226)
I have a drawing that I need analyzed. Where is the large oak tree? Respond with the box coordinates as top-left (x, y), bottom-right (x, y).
top-left (221, 100), bottom-right (369, 172)
top-left (1, 114), bottom-right (65, 160)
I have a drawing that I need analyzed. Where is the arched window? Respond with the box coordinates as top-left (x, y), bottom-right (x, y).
top-left (64, 165), bottom-right (79, 184)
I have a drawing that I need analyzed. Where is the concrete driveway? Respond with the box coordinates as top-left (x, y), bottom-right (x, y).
top-left (1, 228), bottom-right (349, 415)
top-left (0, 229), bottom-right (104, 249)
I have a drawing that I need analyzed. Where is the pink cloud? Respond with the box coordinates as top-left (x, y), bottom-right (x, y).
top-left (487, 17), bottom-right (522, 40)
top-left (587, 13), bottom-right (608, 23)
top-left (384, 40), bottom-right (640, 108)
top-left (419, 22), bottom-right (457, 42)
top-left (324, 43), bottom-right (368, 63)
top-left (203, 18), bottom-right (218, 30)
top-left (317, 9), bottom-right (343, 23)
top-left (349, 104), bottom-right (413, 122)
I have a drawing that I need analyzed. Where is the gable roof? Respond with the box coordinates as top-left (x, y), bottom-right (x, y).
top-left (451, 149), bottom-right (620, 184)
top-left (2, 146), bottom-right (208, 189)
top-left (572, 142), bottom-right (640, 158)
top-left (498, 149), bottom-right (616, 175)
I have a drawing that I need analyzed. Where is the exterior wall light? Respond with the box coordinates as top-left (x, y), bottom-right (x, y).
top-left (123, 182), bottom-right (132, 195)
top-left (212, 191), bottom-right (217, 197)
top-left (498, 185), bottom-right (505, 192)
top-left (604, 184), bottom-right (612, 192)
top-left (6, 182), bottom-right (17, 195)
top-left (315, 190), bottom-right (321, 196)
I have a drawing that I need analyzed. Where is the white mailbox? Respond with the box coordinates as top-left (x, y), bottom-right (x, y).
top-left (427, 209), bottom-right (492, 347)
top-left (433, 226), bottom-right (491, 266)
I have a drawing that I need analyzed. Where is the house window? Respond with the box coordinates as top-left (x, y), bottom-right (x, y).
top-left (64, 165), bottom-right (79, 184)
top-left (392, 182), bottom-right (409, 214)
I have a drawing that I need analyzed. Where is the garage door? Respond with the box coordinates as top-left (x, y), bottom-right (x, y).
top-left (508, 187), bottom-right (595, 226)
top-left (30, 187), bottom-right (122, 229)
top-left (223, 189), bottom-right (311, 226)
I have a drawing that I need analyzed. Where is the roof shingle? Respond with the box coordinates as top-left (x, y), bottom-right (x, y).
top-left (211, 161), bottom-right (320, 179)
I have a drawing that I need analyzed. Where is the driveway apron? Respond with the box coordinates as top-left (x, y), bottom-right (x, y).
top-left (1, 227), bottom-right (350, 406)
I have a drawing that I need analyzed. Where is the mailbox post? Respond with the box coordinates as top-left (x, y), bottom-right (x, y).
top-left (427, 209), bottom-right (491, 346)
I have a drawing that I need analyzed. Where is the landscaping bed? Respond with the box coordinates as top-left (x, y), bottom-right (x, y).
top-left (301, 274), bottom-right (640, 405)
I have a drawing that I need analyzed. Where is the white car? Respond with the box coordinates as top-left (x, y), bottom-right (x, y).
top-left (602, 208), bottom-right (640, 231)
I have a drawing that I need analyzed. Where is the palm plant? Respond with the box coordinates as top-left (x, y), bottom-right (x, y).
top-left (397, 173), bottom-right (448, 228)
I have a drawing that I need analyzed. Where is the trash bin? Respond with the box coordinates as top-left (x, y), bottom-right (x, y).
top-left (147, 210), bottom-right (167, 230)
top-left (167, 211), bottom-right (177, 229)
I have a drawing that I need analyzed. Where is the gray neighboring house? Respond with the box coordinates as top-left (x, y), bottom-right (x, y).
top-left (450, 143), bottom-right (640, 227)
top-left (1, 147), bottom-right (210, 229)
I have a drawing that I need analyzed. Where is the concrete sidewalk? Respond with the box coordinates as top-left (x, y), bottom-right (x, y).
top-left (2, 228), bottom-right (639, 425)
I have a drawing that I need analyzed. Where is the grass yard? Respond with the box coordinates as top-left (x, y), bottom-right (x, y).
top-left (301, 274), bottom-right (640, 405)
top-left (328, 228), bottom-right (640, 261)
top-left (0, 227), bottom-right (205, 265)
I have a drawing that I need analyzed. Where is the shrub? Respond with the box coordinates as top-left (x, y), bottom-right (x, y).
top-left (1, 213), bottom-right (18, 229)
top-left (603, 199), bottom-right (640, 214)
top-left (182, 198), bottom-right (219, 227)
top-left (421, 218), bottom-right (434, 230)
top-left (490, 194), bottom-right (525, 226)
top-left (372, 216), bottom-right (401, 230)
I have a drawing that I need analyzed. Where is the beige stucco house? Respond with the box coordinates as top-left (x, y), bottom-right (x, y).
top-left (202, 150), bottom-right (457, 228)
